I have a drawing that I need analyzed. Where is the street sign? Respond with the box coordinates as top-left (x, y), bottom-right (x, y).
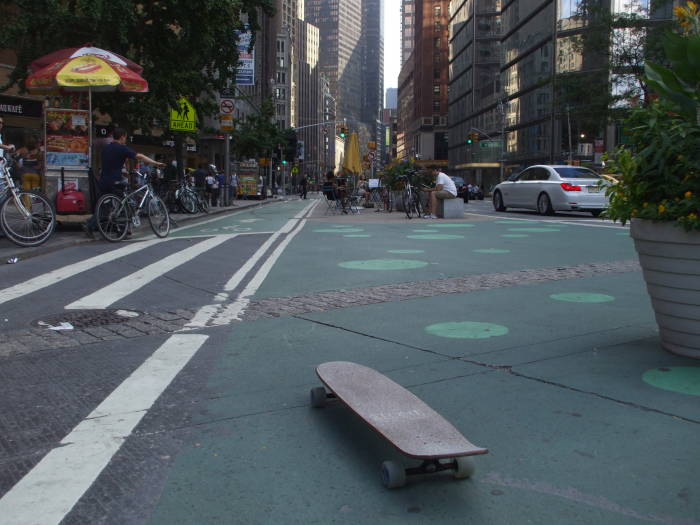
top-left (220, 98), bottom-right (235, 114)
top-left (367, 151), bottom-right (375, 160)
top-left (220, 114), bottom-right (234, 132)
top-left (169, 98), bottom-right (197, 132)
top-left (479, 140), bottom-right (502, 149)
top-left (220, 87), bottom-right (236, 98)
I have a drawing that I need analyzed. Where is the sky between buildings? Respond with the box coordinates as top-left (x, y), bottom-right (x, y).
top-left (384, 0), bottom-right (401, 90)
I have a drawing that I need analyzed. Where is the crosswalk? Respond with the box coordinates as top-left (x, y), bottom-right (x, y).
top-left (0, 199), bottom-right (319, 525)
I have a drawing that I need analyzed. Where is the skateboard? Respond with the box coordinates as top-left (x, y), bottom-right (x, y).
top-left (310, 361), bottom-right (488, 488)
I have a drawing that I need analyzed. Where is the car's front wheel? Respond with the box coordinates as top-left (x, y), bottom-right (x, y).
top-left (493, 191), bottom-right (506, 212)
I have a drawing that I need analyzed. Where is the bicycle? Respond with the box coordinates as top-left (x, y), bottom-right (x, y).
top-left (94, 169), bottom-right (170, 241)
top-left (398, 174), bottom-right (423, 219)
top-left (0, 155), bottom-right (56, 247)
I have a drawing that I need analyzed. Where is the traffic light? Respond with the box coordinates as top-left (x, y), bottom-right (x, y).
top-left (467, 131), bottom-right (479, 144)
top-left (339, 126), bottom-right (347, 138)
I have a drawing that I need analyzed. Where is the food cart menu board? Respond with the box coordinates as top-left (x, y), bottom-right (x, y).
top-left (238, 162), bottom-right (259, 196)
top-left (45, 108), bottom-right (90, 169)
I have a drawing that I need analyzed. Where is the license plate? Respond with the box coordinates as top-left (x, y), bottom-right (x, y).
top-left (587, 186), bottom-right (601, 193)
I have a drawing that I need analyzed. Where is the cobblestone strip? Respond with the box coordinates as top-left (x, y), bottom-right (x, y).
top-left (239, 259), bottom-right (641, 321)
top-left (0, 309), bottom-right (197, 358)
top-left (0, 260), bottom-right (640, 356)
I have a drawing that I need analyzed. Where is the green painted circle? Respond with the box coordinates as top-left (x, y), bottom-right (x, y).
top-left (508, 227), bottom-right (560, 233)
top-left (412, 229), bottom-right (439, 233)
top-left (407, 234), bottom-right (465, 240)
top-left (495, 220), bottom-right (538, 224)
top-left (339, 259), bottom-right (429, 270)
top-left (425, 321), bottom-right (509, 339)
top-left (642, 367), bottom-right (700, 396)
top-left (474, 248), bottom-right (511, 254)
top-left (550, 292), bottom-right (615, 303)
top-left (501, 234), bottom-right (529, 238)
top-left (387, 249), bottom-right (425, 254)
top-left (343, 234), bottom-right (371, 237)
top-left (313, 228), bottom-right (364, 233)
top-left (431, 223), bottom-right (475, 228)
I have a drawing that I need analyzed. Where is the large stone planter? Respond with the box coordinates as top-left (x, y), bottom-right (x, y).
top-left (631, 218), bottom-right (700, 359)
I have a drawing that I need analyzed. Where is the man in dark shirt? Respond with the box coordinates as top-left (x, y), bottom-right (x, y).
top-left (84, 127), bottom-right (163, 237)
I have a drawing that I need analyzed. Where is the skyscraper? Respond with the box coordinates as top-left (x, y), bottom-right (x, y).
top-left (306, 0), bottom-right (384, 168)
top-left (362, 0), bottom-right (384, 146)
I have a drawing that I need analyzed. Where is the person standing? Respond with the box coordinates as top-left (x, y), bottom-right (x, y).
top-left (422, 166), bottom-right (457, 219)
top-left (83, 128), bottom-right (163, 237)
top-left (0, 117), bottom-right (16, 160)
top-left (300, 173), bottom-right (308, 199)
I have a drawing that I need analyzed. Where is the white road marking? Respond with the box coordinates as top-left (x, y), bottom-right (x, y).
top-left (0, 239), bottom-right (166, 307)
top-left (65, 236), bottom-right (232, 310)
top-left (183, 199), bottom-right (319, 329)
top-left (0, 334), bottom-right (208, 525)
top-left (467, 211), bottom-right (629, 229)
top-left (213, 210), bottom-right (311, 325)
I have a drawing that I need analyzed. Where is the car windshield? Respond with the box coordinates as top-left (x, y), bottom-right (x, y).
top-left (553, 167), bottom-right (601, 179)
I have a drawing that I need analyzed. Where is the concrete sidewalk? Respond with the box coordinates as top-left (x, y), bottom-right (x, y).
top-left (0, 197), bottom-right (277, 263)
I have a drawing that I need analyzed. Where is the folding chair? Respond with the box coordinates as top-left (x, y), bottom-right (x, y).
top-left (321, 183), bottom-right (342, 215)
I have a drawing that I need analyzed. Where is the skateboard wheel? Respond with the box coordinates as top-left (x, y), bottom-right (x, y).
top-left (381, 460), bottom-right (406, 489)
top-left (454, 457), bottom-right (475, 479)
top-left (310, 387), bottom-right (327, 408)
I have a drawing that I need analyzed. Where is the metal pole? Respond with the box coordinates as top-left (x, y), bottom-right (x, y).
top-left (567, 105), bottom-right (573, 164)
top-left (224, 134), bottom-right (230, 205)
top-left (499, 99), bottom-right (505, 182)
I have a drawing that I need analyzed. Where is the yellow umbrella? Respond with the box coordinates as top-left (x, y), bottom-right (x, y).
top-left (343, 132), bottom-right (362, 175)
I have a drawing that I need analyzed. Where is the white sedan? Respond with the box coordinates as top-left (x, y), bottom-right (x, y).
top-left (492, 165), bottom-right (609, 216)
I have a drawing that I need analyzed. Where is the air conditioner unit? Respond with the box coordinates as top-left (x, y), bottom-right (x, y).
top-left (422, 117), bottom-right (433, 126)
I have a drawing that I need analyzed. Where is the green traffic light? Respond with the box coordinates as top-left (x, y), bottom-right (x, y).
top-left (282, 160), bottom-right (287, 165)
top-left (467, 138), bottom-right (473, 144)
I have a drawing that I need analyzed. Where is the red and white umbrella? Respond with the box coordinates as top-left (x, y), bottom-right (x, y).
top-left (29, 44), bottom-right (143, 75)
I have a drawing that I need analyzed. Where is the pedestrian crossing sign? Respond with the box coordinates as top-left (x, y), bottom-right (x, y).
top-left (169, 98), bottom-right (197, 132)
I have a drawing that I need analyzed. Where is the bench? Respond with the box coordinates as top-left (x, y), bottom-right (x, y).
top-left (437, 197), bottom-right (464, 219)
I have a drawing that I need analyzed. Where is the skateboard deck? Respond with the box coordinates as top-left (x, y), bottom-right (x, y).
top-left (314, 361), bottom-right (488, 460)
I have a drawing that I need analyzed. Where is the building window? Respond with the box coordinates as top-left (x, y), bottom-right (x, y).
top-left (276, 71), bottom-right (286, 84)
top-left (277, 40), bottom-right (285, 53)
top-left (433, 100), bottom-right (441, 111)
top-left (434, 5), bottom-right (441, 17)
top-left (433, 84), bottom-right (441, 94)
top-left (434, 69), bottom-right (441, 79)
top-left (278, 56), bottom-right (285, 68)
top-left (434, 38), bottom-right (441, 48)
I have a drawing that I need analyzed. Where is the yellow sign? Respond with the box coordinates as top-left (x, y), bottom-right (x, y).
top-left (219, 114), bottom-right (234, 132)
top-left (169, 98), bottom-right (197, 131)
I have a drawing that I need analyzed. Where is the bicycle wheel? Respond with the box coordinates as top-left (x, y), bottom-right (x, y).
top-left (148, 196), bottom-right (170, 238)
top-left (403, 189), bottom-right (415, 219)
top-left (0, 190), bottom-right (56, 247)
top-left (197, 194), bottom-right (209, 213)
top-left (96, 194), bottom-right (129, 242)
top-left (178, 189), bottom-right (198, 214)
top-left (412, 192), bottom-right (424, 217)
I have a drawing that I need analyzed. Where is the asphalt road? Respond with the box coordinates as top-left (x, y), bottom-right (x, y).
top-left (1, 197), bottom-right (697, 525)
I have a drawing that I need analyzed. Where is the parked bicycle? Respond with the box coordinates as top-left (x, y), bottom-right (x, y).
top-left (398, 174), bottom-right (423, 219)
top-left (0, 155), bottom-right (56, 247)
top-left (94, 168), bottom-right (170, 241)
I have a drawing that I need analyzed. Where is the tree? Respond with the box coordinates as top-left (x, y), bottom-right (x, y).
top-left (0, 0), bottom-right (275, 130)
top-left (231, 98), bottom-right (281, 159)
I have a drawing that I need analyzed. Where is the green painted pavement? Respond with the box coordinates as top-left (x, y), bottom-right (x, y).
top-left (170, 200), bottom-right (312, 238)
top-left (254, 216), bottom-right (638, 300)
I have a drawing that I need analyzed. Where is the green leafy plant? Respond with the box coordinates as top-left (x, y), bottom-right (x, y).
top-left (605, 2), bottom-right (700, 231)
